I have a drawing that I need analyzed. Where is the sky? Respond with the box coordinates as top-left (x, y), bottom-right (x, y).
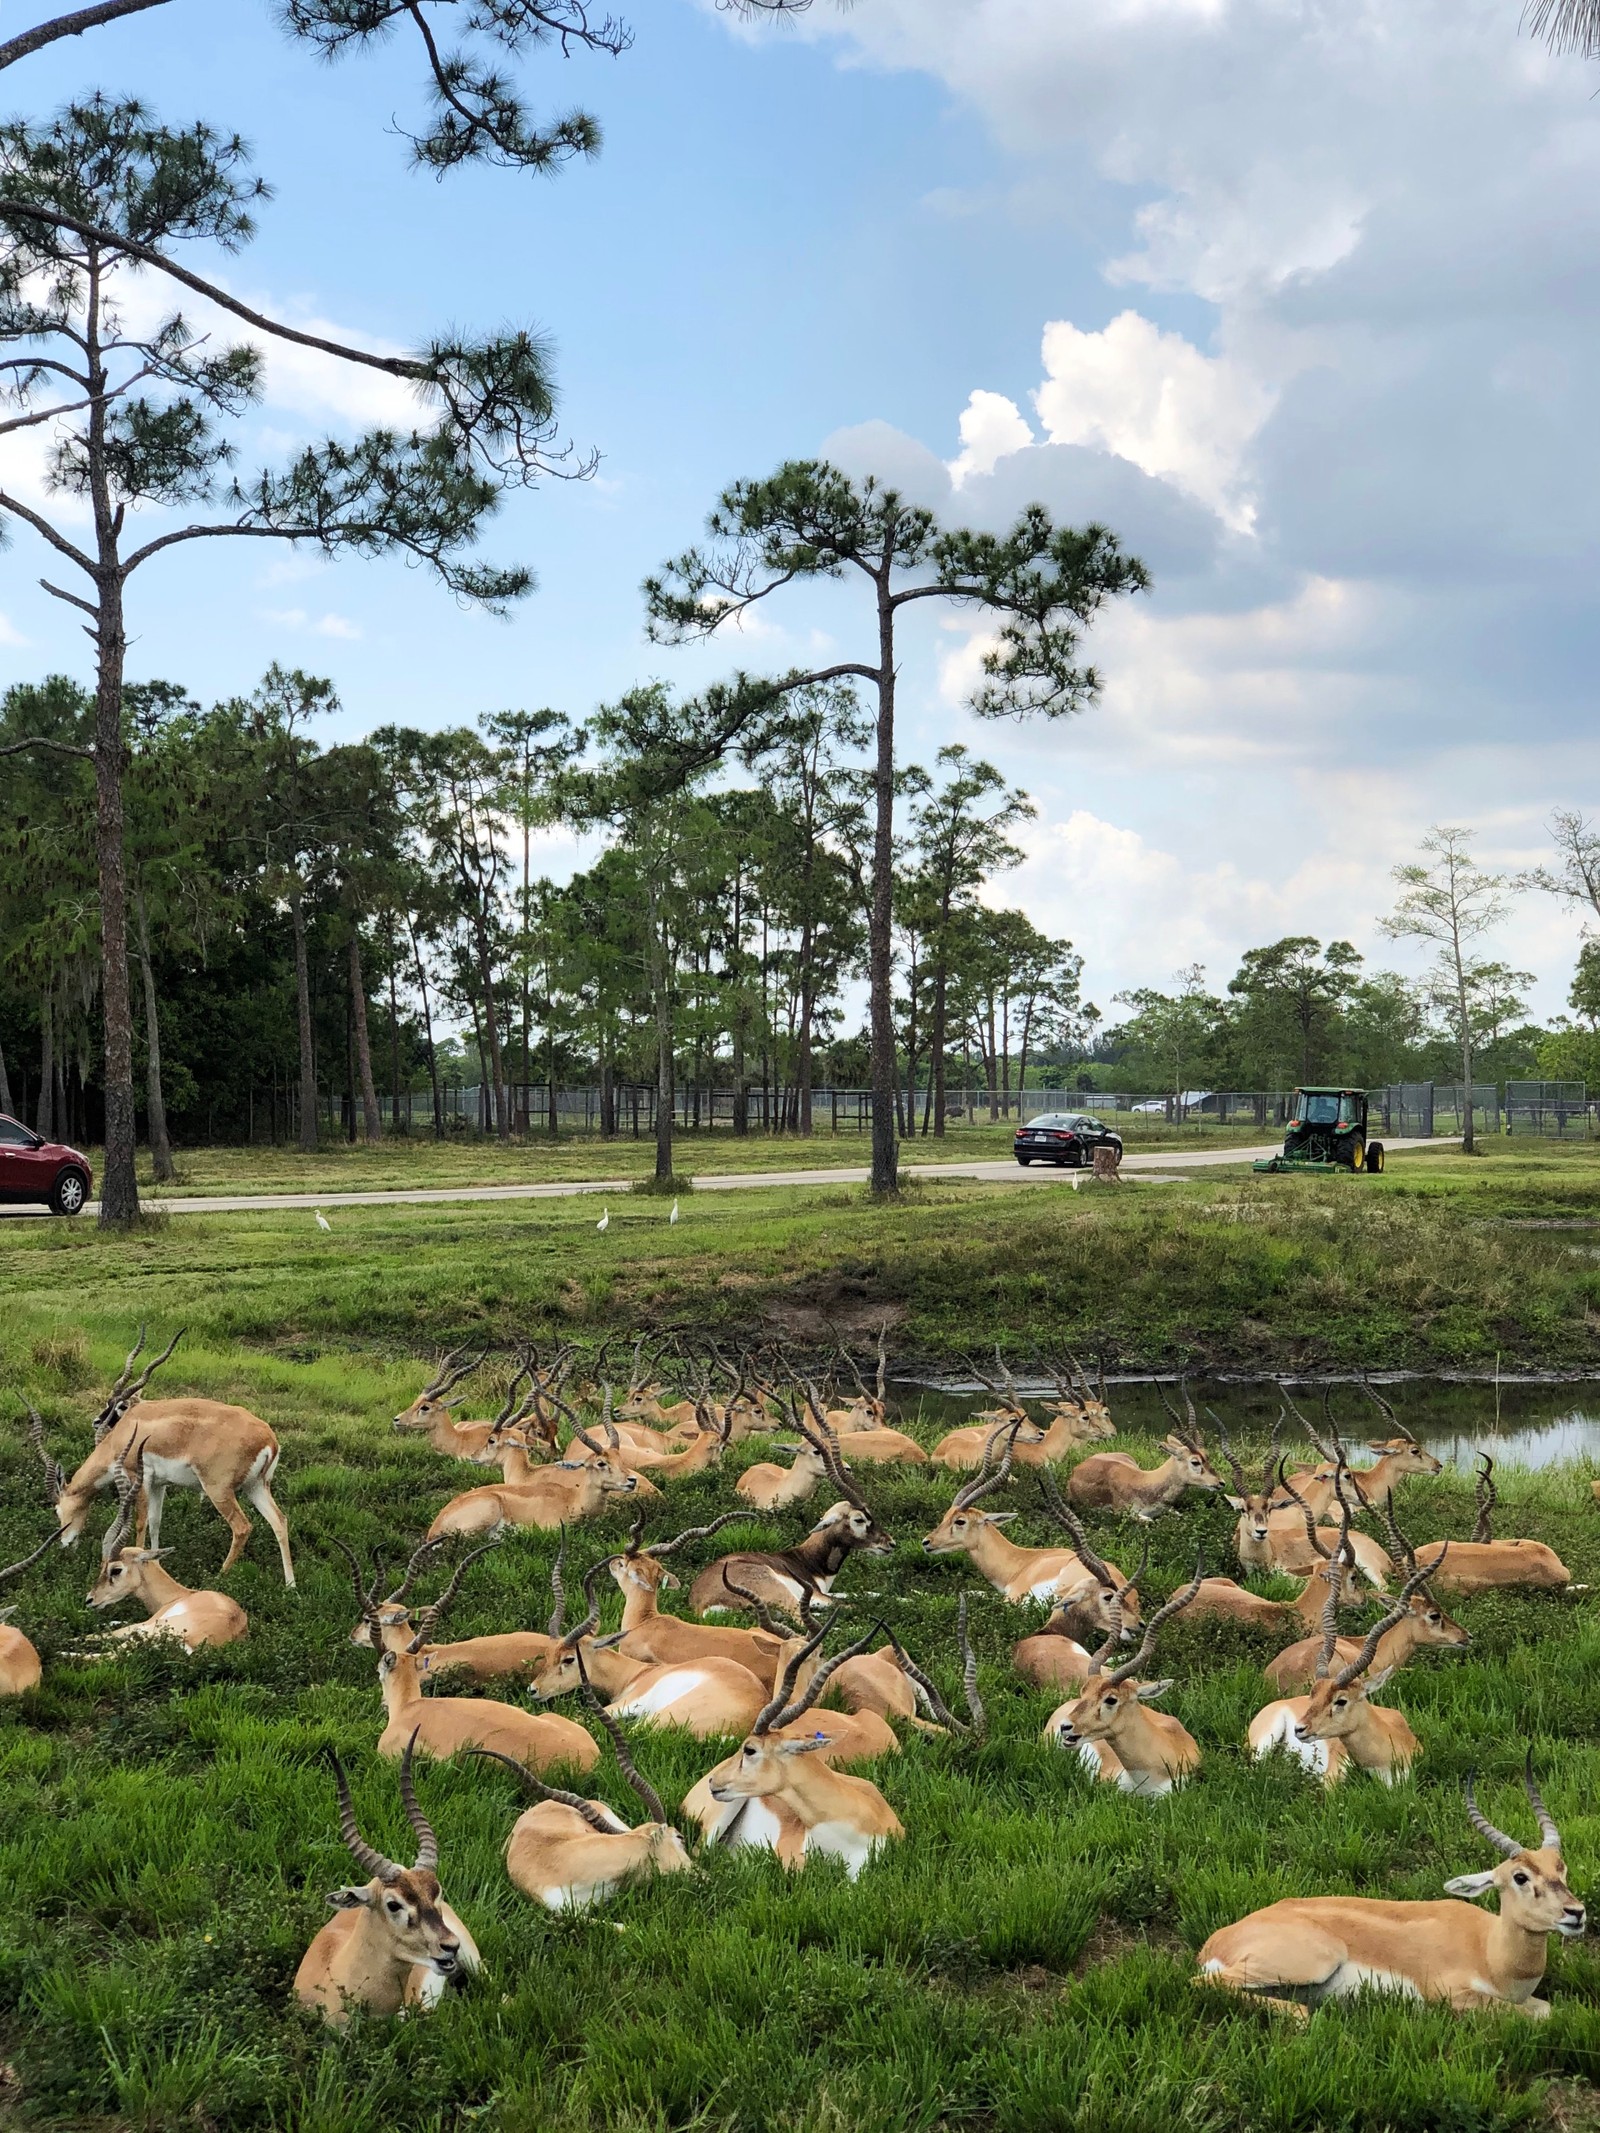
top-left (3, 0), bottom-right (1599, 1030)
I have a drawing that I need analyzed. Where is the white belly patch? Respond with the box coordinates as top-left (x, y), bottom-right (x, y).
top-left (1250, 1704), bottom-right (1328, 1775)
top-left (613, 1670), bottom-right (708, 1719)
top-left (804, 1822), bottom-right (878, 1879)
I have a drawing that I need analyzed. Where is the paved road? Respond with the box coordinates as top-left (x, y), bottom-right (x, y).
top-left (38, 1136), bottom-right (1454, 1219)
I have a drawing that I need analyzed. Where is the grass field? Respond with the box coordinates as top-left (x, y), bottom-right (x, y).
top-left (3, 1149), bottom-right (1600, 2131)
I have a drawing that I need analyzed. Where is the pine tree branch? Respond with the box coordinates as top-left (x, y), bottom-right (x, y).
top-left (40, 576), bottom-right (99, 618)
top-left (0, 732), bottom-right (93, 758)
top-left (0, 486), bottom-right (95, 573)
top-left (0, 0), bottom-right (170, 73)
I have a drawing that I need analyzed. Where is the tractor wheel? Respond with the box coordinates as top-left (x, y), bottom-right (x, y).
top-left (1365, 1141), bottom-right (1385, 1173)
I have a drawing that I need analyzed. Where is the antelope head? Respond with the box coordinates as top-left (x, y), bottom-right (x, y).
top-left (1213, 1408), bottom-right (1284, 1543)
top-left (392, 1346), bottom-right (485, 1433)
top-left (323, 1735), bottom-right (472, 1980)
top-left (608, 1509), bottom-right (744, 1603)
top-left (923, 1417), bottom-right (1028, 1555)
top-left (1294, 1543), bottom-right (1447, 1747)
top-left (1036, 1469), bottom-right (1146, 1631)
top-left (708, 1616), bottom-right (882, 1809)
top-left (1442, 1756), bottom-right (1584, 1937)
top-left (336, 1537), bottom-right (443, 1651)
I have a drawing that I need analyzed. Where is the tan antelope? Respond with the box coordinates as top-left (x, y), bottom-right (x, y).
top-left (1239, 1455), bottom-right (1393, 1591)
top-left (391, 1346), bottom-right (505, 1459)
top-left (608, 1514), bottom-right (785, 1683)
top-left (566, 1393), bottom-right (732, 1483)
top-left (935, 1348), bottom-right (1114, 1469)
top-left (1011, 1489), bottom-right (1150, 1689)
top-left (1271, 1382), bottom-right (1442, 1519)
top-left (736, 1439), bottom-right (830, 1513)
top-left (51, 1334), bottom-right (295, 1585)
top-left (294, 1736), bottom-right (480, 2025)
top-left (362, 1544), bottom-right (599, 1773)
top-left (1193, 1455), bottom-right (1367, 1636)
top-left (426, 1448), bottom-right (642, 1540)
top-left (1263, 1496), bottom-right (1469, 1693)
top-left (1247, 1543), bottom-right (1445, 1785)
top-left (694, 1621), bottom-right (905, 1875)
top-left (923, 1432), bottom-right (1144, 1613)
top-left (1415, 1455), bottom-right (1572, 1594)
top-left (1067, 1386), bottom-right (1226, 1521)
top-left (530, 1563), bottom-right (773, 1739)
top-left (722, 1575), bottom-right (960, 1739)
top-left (690, 1428), bottom-right (894, 1619)
top-left (80, 1445), bottom-right (248, 1649)
top-left (0, 1402), bottom-right (74, 1693)
top-left (341, 1534), bottom-right (563, 1685)
top-left (1047, 1554), bottom-right (1206, 1795)
top-left (1199, 1759), bottom-right (1584, 2017)
top-left (470, 1709), bottom-right (692, 1912)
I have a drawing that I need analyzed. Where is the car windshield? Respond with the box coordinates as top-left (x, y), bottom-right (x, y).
top-left (1024, 1114), bottom-right (1074, 1129)
top-left (1300, 1093), bottom-right (1345, 1125)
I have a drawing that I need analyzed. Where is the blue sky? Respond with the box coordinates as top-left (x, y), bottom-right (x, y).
top-left (4, 0), bottom-right (1599, 1028)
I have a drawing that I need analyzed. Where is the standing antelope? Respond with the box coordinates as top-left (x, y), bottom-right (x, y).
top-left (53, 1339), bottom-right (295, 1585)
top-left (1199, 1760), bottom-right (1584, 2016)
top-left (1263, 1496), bottom-right (1469, 1692)
top-left (609, 1515), bottom-right (785, 1683)
top-left (362, 1544), bottom-right (599, 1772)
top-left (340, 1537), bottom-right (563, 1684)
top-left (1047, 1555), bottom-right (1206, 1795)
top-left (294, 1737), bottom-right (480, 2025)
top-left (1415, 1455), bottom-right (1572, 1594)
top-left (696, 1622), bottom-right (905, 1876)
top-left (923, 1436), bottom-right (1143, 1611)
top-left (1247, 1544), bottom-right (1445, 1785)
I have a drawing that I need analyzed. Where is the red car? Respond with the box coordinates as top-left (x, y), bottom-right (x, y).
top-left (0, 1112), bottom-right (92, 1214)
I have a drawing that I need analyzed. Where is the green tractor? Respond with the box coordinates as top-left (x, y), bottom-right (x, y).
top-left (1253, 1088), bottom-right (1385, 1175)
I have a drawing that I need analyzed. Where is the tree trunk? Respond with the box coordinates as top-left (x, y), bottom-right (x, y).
top-left (407, 916), bottom-right (443, 1138)
top-left (472, 914), bottom-right (509, 1139)
top-left (0, 1033), bottom-right (11, 1116)
top-left (36, 989), bottom-right (54, 1139)
top-left (289, 878), bottom-right (318, 1152)
top-left (986, 998), bottom-right (1000, 1120)
top-left (868, 585), bottom-right (898, 1196)
top-left (1456, 949), bottom-right (1476, 1155)
top-left (387, 927), bottom-right (402, 1133)
top-left (134, 884), bottom-right (174, 1181)
top-left (649, 889), bottom-right (674, 1183)
top-left (600, 1044), bottom-right (615, 1139)
top-left (930, 905), bottom-right (951, 1138)
top-left (92, 576), bottom-right (140, 1224)
top-left (348, 930), bottom-right (382, 1142)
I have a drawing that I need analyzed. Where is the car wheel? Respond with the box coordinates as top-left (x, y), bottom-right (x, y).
top-left (1016, 1156), bottom-right (1032, 1167)
top-left (50, 1169), bottom-right (88, 1217)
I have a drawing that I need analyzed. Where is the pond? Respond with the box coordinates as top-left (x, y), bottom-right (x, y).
top-left (884, 1376), bottom-right (1600, 1471)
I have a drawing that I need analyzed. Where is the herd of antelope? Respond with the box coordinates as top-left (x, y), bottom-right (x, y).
top-left (0, 1327), bottom-right (1588, 2027)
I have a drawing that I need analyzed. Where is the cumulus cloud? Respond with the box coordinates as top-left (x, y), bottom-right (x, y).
top-left (260, 607), bottom-right (363, 640)
top-left (948, 389), bottom-right (1036, 486)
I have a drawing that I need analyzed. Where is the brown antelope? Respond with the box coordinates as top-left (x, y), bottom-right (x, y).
top-left (531, 1563), bottom-right (772, 1739)
top-left (1271, 1383), bottom-right (1443, 1519)
top-left (426, 1452), bottom-right (642, 1540)
top-left (1011, 1488), bottom-right (1149, 1688)
top-left (736, 1440), bottom-right (830, 1513)
top-left (391, 1346), bottom-right (506, 1459)
top-left (51, 1336), bottom-right (295, 1585)
top-left (1416, 1455), bottom-right (1572, 1594)
top-left (609, 1515), bottom-right (785, 1683)
top-left (695, 1622), bottom-right (905, 1875)
top-left (1239, 1455), bottom-right (1392, 1591)
top-left (1247, 1543), bottom-right (1444, 1785)
top-left (294, 1737), bottom-right (480, 2024)
top-left (923, 1434), bottom-right (1143, 1613)
top-left (1263, 1496), bottom-right (1469, 1693)
top-left (1193, 1456), bottom-right (1366, 1635)
top-left (361, 1544), bottom-right (599, 1773)
top-left (1047, 1555), bottom-right (1206, 1795)
top-left (1199, 1760), bottom-right (1584, 2017)
top-left (341, 1536), bottom-right (563, 1685)
top-left (1067, 1390), bottom-right (1226, 1522)
top-left (470, 1708), bottom-right (692, 1911)
top-left (690, 1430), bottom-right (894, 1618)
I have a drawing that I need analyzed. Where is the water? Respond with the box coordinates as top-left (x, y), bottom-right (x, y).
top-left (884, 1377), bottom-right (1600, 1471)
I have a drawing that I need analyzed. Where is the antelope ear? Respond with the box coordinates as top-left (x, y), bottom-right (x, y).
top-left (775, 1733), bottom-right (830, 1758)
top-left (442, 1397), bottom-right (467, 1410)
top-left (659, 1570), bottom-right (681, 1591)
top-left (1133, 1678), bottom-right (1174, 1702)
top-left (1224, 1495), bottom-right (1247, 1512)
top-left (1362, 1664), bottom-right (1395, 1693)
top-left (1365, 1440), bottom-right (1390, 1453)
top-left (986, 1511), bottom-right (1019, 1526)
top-left (1443, 1869), bottom-right (1499, 1900)
top-left (327, 1885), bottom-right (375, 1910)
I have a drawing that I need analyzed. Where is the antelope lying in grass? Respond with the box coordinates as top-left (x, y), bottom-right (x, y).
top-left (1199, 1759), bottom-right (1584, 2017)
top-left (1194, 1452), bottom-right (1367, 1635)
top-left (924, 1432), bottom-right (1143, 1611)
top-left (725, 1575), bottom-right (955, 1740)
top-left (1047, 1555), bottom-right (1206, 1794)
top-left (608, 1515), bottom-right (785, 1683)
top-left (341, 1536), bottom-right (564, 1685)
top-left (0, 1401), bottom-right (79, 1692)
top-left (52, 1331), bottom-right (296, 1585)
top-left (471, 1705), bottom-right (692, 1912)
top-left (1417, 1456), bottom-right (1573, 1594)
top-left (530, 1564), bottom-right (772, 1739)
top-left (77, 1444), bottom-right (248, 1651)
top-left (1271, 1382), bottom-right (1443, 1518)
top-left (426, 1443), bottom-right (642, 1539)
top-left (690, 1429), bottom-right (894, 1618)
top-left (736, 1440), bottom-right (830, 1512)
top-left (1235, 1453), bottom-right (1392, 1590)
top-left (1067, 1386), bottom-right (1226, 1521)
top-left (362, 1544), bottom-right (599, 1772)
top-left (295, 1737), bottom-right (480, 2025)
top-left (1247, 1541), bottom-right (1445, 1785)
top-left (568, 1396), bottom-right (731, 1483)
top-left (1263, 1496), bottom-right (1469, 1693)
top-left (693, 1621), bottom-right (905, 1875)
top-left (391, 1346), bottom-right (507, 1460)
top-left (1011, 1489), bottom-right (1148, 1688)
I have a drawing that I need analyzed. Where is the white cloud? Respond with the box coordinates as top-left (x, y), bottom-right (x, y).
top-left (948, 389), bottom-right (1035, 486)
top-left (259, 607), bottom-right (363, 640)
top-left (0, 612), bottom-right (28, 647)
top-left (1034, 311), bottom-right (1274, 531)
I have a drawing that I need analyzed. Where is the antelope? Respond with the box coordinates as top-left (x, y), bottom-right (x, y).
top-left (695, 1621), bottom-right (905, 1875)
top-left (531, 1564), bottom-right (772, 1739)
top-left (609, 1515), bottom-right (786, 1683)
top-left (52, 1335), bottom-right (295, 1585)
top-left (426, 1455), bottom-right (642, 1540)
top-left (294, 1737), bottom-right (480, 2025)
top-left (567, 1396), bottom-right (731, 1482)
top-left (80, 1446), bottom-right (248, 1648)
top-left (1011, 1488), bottom-right (1149, 1688)
top-left (1240, 1456), bottom-right (1393, 1591)
top-left (341, 1535), bottom-right (563, 1685)
top-left (391, 1346), bottom-right (505, 1459)
top-left (690, 1425), bottom-right (894, 1618)
top-left (1263, 1496), bottom-right (1469, 1693)
top-left (1193, 1453), bottom-right (1366, 1635)
top-left (1247, 1542), bottom-right (1445, 1785)
top-left (361, 1543), bottom-right (599, 1772)
top-left (0, 1400), bottom-right (73, 1693)
top-left (736, 1440), bottom-right (830, 1513)
top-left (722, 1575), bottom-right (951, 1738)
top-left (1415, 1455), bottom-right (1572, 1594)
top-left (1067, 1388), bottom-right (1226, 1521)
top-left (1047, 1555), bottom-right (1206, 1795)
top-left (1199, 1760), bottom-right (1584, 2017)
top-left (923, 1436), bottom-right (1143, 1613)
top-left (1271, 1383), bottom-right (1442, 1518)
top-left (470, 1706), bottom-right (692, 1911)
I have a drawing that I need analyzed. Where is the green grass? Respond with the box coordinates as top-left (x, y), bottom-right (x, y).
top-left (3, 1152), bottom-right (1600, 2129)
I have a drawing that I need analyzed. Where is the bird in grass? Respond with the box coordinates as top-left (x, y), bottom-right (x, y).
top-left (596, 1206), bottom-right (609, 1233)
top-left (315, 1210), bottom-right (332, 1231)
top-left (669, 1199), bottom-right (679, 1225)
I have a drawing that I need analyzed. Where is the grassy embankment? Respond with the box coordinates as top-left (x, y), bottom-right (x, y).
top-left (1, 1146), bottom-right (1599, 2131)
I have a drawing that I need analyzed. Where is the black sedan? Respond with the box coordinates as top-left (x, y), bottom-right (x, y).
top-left (1013, 1112), bottom-right (1124, 1168)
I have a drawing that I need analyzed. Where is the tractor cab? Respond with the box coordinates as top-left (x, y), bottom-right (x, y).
top-left (1253, 1088), bottom-right (1385, 1175)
